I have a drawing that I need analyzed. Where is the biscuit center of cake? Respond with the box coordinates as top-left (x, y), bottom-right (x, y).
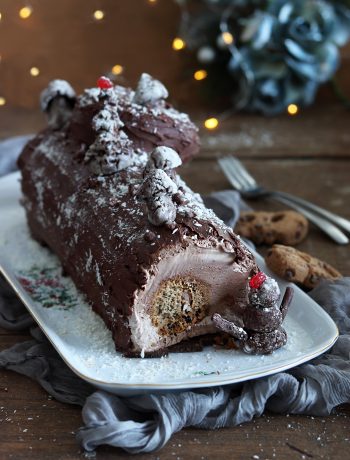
top-left (150, 277), bottom-right (210, 336)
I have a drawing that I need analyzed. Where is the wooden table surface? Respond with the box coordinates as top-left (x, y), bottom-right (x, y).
top-left (1, 104), bottom-right (350, 460)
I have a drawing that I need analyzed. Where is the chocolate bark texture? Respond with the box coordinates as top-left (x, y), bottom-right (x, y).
top-left (18, 75), bottom-right (259, 357)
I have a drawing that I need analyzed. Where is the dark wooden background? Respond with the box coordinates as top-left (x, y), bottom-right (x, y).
top-left (1, 1), bottom-right (350, 459)
top-left (0, 0), bottom-right (185, 109)
top-left (0, 0), bottom-right (349, 112)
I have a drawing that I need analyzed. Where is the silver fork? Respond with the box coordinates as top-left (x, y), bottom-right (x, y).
top-left (218, 156), bottom-right (349, 245)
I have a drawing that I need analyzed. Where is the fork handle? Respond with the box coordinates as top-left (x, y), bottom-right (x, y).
top-left (270, 193), bottom-right (349, 245)
top-left (274, 191), bottom-right (350, 234)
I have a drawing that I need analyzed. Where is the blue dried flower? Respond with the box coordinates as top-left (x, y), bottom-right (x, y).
top-left (229, 47), bottom-right (318, 115)
top-left (230, 0), bottom-right (350, 114)
top-left (178, 0), bottom-right (350, 115)
top-left (334, 3), bottom-right (350, 45)
top-left (269, 0), bottom-right (341, 81)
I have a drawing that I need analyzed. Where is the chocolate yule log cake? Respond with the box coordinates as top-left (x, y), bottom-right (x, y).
top-left (18, 74), bottom-right (292, 357)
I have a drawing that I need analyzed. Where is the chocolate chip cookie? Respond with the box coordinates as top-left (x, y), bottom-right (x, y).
top-left (235, 210), bottom-right (308, 246)
top-left (265, 244), bottom-right (342, 288)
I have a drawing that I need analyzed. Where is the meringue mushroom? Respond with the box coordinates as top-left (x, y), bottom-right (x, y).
top-left (133, 73), bottom-right (169, 105)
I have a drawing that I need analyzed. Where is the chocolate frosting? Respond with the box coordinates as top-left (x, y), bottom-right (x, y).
top-left (67, 83), bottom-right (200, 164)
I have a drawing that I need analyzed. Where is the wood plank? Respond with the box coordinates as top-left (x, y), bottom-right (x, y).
top-left (1, 104), bottom-right (350, 159)
top-left (199, 104), bottom-right (350, 159)
top-left (0, 368), bottom-right (349, 460)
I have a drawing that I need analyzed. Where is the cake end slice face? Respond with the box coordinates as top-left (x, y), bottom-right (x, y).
top-left (127, 240), bottom-right (256, 356)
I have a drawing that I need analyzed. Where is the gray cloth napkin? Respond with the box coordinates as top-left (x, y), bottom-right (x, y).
top-left (0, 137), bottom-right (350, 454)
top-left (0, 135), bottom-right (33, 177)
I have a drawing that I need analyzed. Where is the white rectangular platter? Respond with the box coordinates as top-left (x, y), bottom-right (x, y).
top-left (0, 172), bottom-right (338, 396)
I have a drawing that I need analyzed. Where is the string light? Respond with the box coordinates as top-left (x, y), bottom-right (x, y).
top-left (204, 117), bottom-right (219, 130)
top-left (111, 64), bottom-right (124, 75)
top-left (221, 32), bottom-right (234, 45)
top-left (287, 104), bottom-right (299, 115)
top-left (194, 70), bottom-right (207, 81)
top-left (0, 97), bottom-right (6, 106)
top-left (172, 37), bottom-right (186, 51)
top-left (0, 12), bottom-right (2, 21)
top-left (148, 0), bottom-right (157, 3)
top-left (30, 66), bottom-right (40, 77)
top-left (19, 6), bottom-right (33, 19)
top-left (93, 10), bottom-right (104, 21)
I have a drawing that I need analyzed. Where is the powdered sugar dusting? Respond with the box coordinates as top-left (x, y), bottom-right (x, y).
top-left (114, 82), bottom-right (196, 129)
top-left (95, 262), bottom-right (103, 286)
top-left (249, 277), bottom-right (281, 308)
top-left (0, 177), bottom-right (330, 390)
top-left (176, 177), bottom-right (229, 232)
top-left (77, 88), bottom-right (101, 107)
top-left (82, 88), bottom-right (149, 175)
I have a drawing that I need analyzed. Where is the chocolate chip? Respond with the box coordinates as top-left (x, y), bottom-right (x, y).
top-left (285, 268), bottom-right (295, 280)
top-left (271, 213), bottom-right (284, 222)
top-left (241, 214), bottom-right (255, 222)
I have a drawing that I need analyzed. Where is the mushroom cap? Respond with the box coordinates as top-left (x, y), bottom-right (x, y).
top-left (40, 79), bottom-right (76, 112)
top-left (146, 146), bottom-right (182, 172)
top-left (133, 73), bottom-right (168, 105)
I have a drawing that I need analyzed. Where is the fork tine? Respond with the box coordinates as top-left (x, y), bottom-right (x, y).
top-left (218, 157), bottom-right (247, 190)
top-left (225, 158), bottom-right (252, 189)
top-left (218, 158), bottom-right (244, 190)
top-left (230, 157), bottom-right (257, 188)
top-left (219, 157), bottom-right (253, 190)
top-left (219, 158), bottom-right (238, 181)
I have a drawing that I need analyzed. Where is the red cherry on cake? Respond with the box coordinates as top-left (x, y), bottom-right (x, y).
top-left (249, 272), bottom-right (267, 289)
top-left (97, 76), bottom-right (113, 90)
